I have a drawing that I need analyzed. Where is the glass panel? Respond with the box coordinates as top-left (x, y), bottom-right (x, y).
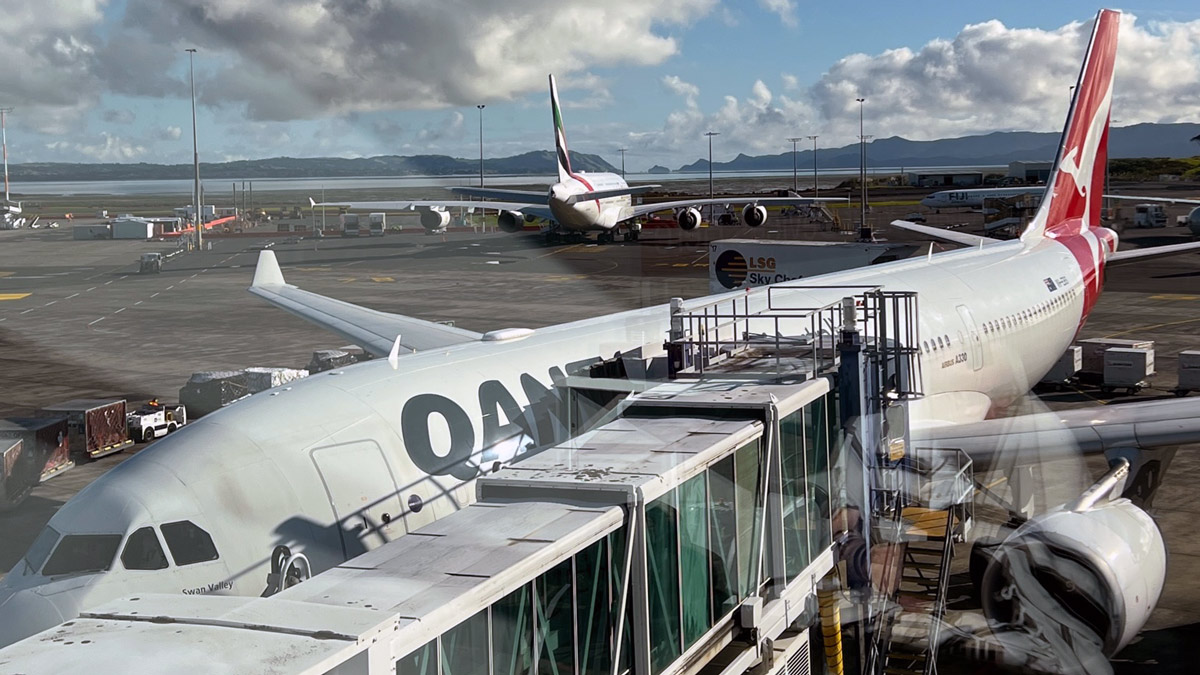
top-left (397, 640), bottom-right (438, 675)
top-left (608, 529), bottom-right (633, 675)
top-left (780, 410), bottom-right (809, 581)
top-left (24, 525), bottom-right (60, 574)
top-left (646, 491), bottom-right (681, 674)
top-left (678, 473), bottom-right (711, 648)
top-left (160, 520), bottom-right (219, 565)
top-left (805, 398), bottom-right (833, 553)
top-left (735, 440), bottom-right (763, 598)
top-left (41, 534), bottom-right (121, 577)
top-left (576, 539), bottom-right (610, 675)
top-left (707, 456), bottom-right (738, 619)
top-left (536, 558), bottom-right (575, 675)
top-left (442, 609), bottom-right (490, 675)
top-left (493, 585), bottom-right (533, 675)
top-left (121, 526), bottom-right (169, 570)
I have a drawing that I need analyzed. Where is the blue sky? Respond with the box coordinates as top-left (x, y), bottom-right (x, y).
top-left (3, 1), bottom-right (1200, 170)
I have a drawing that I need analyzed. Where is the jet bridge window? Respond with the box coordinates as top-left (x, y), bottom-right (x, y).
top-left (121, 526), bottom-right (168, 571)
top-left (40, 534), bottom-right (122, 577)
top-left (161, 520), bottom-right (219, 565)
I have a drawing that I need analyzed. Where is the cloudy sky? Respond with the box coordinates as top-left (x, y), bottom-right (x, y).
top-left (2, 1), bottom-right (1200, 170)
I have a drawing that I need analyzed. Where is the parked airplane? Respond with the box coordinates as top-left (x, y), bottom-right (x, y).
top-left (920, 185), bottom-right (1045, 210)
top-left (314, 75), bottom-right (843, 243)
top-left (0, 9), bottom-right (1191, 662)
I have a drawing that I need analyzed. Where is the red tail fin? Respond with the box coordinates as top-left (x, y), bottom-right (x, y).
top-left (1022, 9), bottom-right (1119, 242)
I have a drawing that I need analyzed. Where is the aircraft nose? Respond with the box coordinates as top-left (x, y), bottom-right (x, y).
top-left (0, 587), bottom-right (67, 648)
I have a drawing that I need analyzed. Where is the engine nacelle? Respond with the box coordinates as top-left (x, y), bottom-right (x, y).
top-left (497, 210), bottom-right (526, 233)
top-left (418, 207), bottom-right (450, 232)
top-left (979, 498), bottom-right (1165, 659)
top-left (742, 204), bottom-right (767, 227)
top-left (676, 207), bottom-right (702, 231)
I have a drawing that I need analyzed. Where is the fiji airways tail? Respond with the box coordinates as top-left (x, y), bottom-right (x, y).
top-left (1021, 10), bottom-right (1119, 244)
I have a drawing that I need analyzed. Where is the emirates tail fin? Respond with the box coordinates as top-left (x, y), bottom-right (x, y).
top-left (1021, 9), bottom-right (1120, 244)
top-left (550, 74), bottom-right (573, 184)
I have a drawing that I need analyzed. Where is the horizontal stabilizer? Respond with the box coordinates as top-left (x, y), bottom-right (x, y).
top-left (1107, 239), bottom-right (1200, 266)
top-left (451, 187), bottom-right (550, 204)
top-left (564, 184), bottom-right (661, 205)
top-left (248, 251), bottom-right (482, 356)
top-left (890, 219), bottom-right (1000, 247)
top-left (1105, 194), bottom-right (1200, 207)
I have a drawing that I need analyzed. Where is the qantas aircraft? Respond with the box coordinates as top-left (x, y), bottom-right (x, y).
top-left (315, 74), bottom-right (843, 243)
top-left (0, 8), bottom-right (1192, 662)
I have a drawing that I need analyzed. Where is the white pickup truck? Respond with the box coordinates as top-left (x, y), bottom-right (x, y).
top-left (127, 402), bottom-right (187, 442)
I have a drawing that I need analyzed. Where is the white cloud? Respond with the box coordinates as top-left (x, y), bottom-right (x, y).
top-left (662, 75), bottom-right (701, 107)
top-left (159, 126), bottom-right (182, 140)
top-left (759, 0), bottom-right (797, 28)
top-left (781, 73), bottom-right (799, 91)
top-left (47, 132), bottom-right (147, 162)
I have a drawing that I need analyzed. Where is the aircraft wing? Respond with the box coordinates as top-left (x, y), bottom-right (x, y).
top-left (1107, 240), bottom-right (1200, 266)
top-left (890, 219), bottom-right (1001, 246)
top-left (1105, 194), bottom-right (1200, 206)
top-left (629, 196), bottom-right (846, 219)
top-left (248, 250), bottom-right (482, 356)
top-left (451, 187), bottom-right (550, 204)
top-left (914, 397), bottom-right (1200, 468)
top-left (309, 198), bottom-right (555, 222)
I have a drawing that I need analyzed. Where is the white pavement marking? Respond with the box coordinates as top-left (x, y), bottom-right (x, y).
top-left (0, 317), bottom-right (6, 322)
top-left (190, 274), bottom-right (197, 278)
top-left (104, 280), bottom-right (113, 285)
top-left (134, 301), bottom-right (143, 306)
top-left (44, 300), bottom-right (56, 306)
top-left (119, 275), bottom-right (129, 280)
top-left (114, 307), bottom-right (126, 314)
top-left (66, 293), bottom-right (79, 299)
top-left (19, 308), bottom-right (34, 314)
top-left (150, 292), bottom-right (160, 298)
top-left (165, 285), bottom-right (175, 290)
top-left (87, 287), bottom-right (97, 292)
top-left (88, 317), bottom-right (105, 326)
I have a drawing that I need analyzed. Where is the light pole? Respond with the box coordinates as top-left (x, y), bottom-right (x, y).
top-left (0, 107), bottom-right (12, 206)
top-left (787, 137), bottom-right (802, 192)
top-left (187, 48), bottom-right (202, 251)
top-left (705, 131), bottom-right (720, 224)
top-left (618, 148), bottom-right (628, 179)
top-left (476, 104), bottom-right (485, 187)
top-left (807, 135), bottom-right (819, 197)
top-left (857, 97), bottom-right (868, 239)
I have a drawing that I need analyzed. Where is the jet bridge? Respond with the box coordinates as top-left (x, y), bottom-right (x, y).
top-left (0, 285), bottom-right (973, 675)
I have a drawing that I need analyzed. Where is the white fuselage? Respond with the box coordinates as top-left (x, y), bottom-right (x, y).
top-left (921, 186), bottom-right (1045, 210)
top-left (0, 234), bottom-right (1095, 647)
top-left (547, 171), bottom-right (633, 231)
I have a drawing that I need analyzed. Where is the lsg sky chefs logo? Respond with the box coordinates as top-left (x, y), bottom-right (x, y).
top-left (714, 248), bottom-right (796, 289)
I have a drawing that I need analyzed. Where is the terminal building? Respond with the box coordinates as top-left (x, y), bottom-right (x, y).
top-left (0, 289), bottom-right (974, 675)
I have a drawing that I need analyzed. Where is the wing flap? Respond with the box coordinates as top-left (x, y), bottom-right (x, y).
top-left (630, 196), bottom-right (846, 219)
top-left (451, 187), bottom-right (550, 204)
top-left (248, 251), bottom-right (481, 356)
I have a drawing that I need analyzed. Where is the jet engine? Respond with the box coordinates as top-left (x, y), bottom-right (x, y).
top-left (676, 207), bottom-right (702, 231)
top-left (418, 207), bottom-right (450, 233)
top-left (497, 210), bottom-right (526, 233)
top-left (742, 204), bottom-right (768, 227)
top-left (978, 496), bottom-right (1165, 660)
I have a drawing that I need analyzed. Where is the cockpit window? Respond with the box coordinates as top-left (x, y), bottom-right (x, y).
top-left (40, 534), bottom-right (122, 577)
top-left (160, 520), bottom-right (218, 565)
top-left (121, 526), bottom-right (169, 571)
top-left (23, 526), bottom-right (60, 575)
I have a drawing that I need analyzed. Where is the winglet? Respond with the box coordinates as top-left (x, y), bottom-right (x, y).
top-left (388, 333), bottom-right (403, 369)
top-left (252, 250), bottom-right (286, 288)
top-left (309, 197), bottom-right (316, 208)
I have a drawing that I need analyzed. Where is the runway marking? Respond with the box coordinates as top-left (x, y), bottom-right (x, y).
top-left (19, 308), bottom-right (35, 314)
top-left (0, 293), bottom-right (30, 301)
top-left (114, 307), bottom-right (126, 314)
top-left (65, 293), bottom-right (79, 299)
top-left (534, 244), bottom-right (583, 259)
top-left (370, 276), bottom-right (395, 283)
top-left (150, 292), bottom-right (160, 298)
top-left (672, 263), bottom-right (689, 268)
top-left (1103, 316), bottom-right (1200, 339)
top-left (44, 300), bottom-right (56, 306)
top-left (104, 280), bottom-right (113, 285)
top-left (179, 279), bottom-right (187, 284)
top-left (1148, 294), bottom-right (1200, 301)
top-left (134, 301), bottom-right (143, 306)
top-left (88, 317), bottom-right (106, 326)
top-left (87, 287), bottom-right (97, 292)
top-left (189, 274), bottom-right (198, 279)
top-left (165, 285), bottom-right (175, 290)
top-left (338, 277), bottom-right (357, 283)
top-left (119, 275), bottom-right (129, 280)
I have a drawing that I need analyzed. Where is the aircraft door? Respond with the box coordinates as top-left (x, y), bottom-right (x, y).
top-left (955, 305), bottom-right (983, 371)
top-left (310, 441), bottom-right (406, 560)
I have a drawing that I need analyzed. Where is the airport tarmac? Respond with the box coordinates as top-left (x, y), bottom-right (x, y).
top-left (1, 208), bottom-right (1199, 672)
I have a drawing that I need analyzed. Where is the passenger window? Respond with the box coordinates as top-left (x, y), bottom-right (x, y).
top-left (161, 521), bottom-right (219, 565)
top-left (122, 527), bottom-right (169, 570)
top-left (41, 534), bottom-right (122, 577)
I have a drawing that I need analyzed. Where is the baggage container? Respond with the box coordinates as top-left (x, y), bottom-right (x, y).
top-left (1176, 350), bottom-right (1200, 395)
top-left (1103, 347), bottom-right (1154, 393)
top-left (0, 437), bottom-right (31, 510)
top-left (243, 367), bottom-right (310, 393)
top-left (179, 371), bottom-right (251, 418)
top-left (36, 399), bottom-right (133, 460)
top-left (1078, 338), bottom-right (1154, 376)
top-left (1040, 345), bottom-right (1082, 387)
top-left (0, 417), bottom-right (73, 482)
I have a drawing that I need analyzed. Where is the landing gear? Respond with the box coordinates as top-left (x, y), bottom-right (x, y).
top-left (545, 230), bottom-right (561, 245)
top-left (621, 229), bottom-right (640, 242)
top-left (597, 231), bottom-right (615, 244)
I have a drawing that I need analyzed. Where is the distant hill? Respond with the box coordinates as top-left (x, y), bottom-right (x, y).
top-left (676, 123), bottom-right (1200, 172)
top-left (647, 165), bottom-right (671, 174)
top-left (8, 150), bottom-right (618, 182)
